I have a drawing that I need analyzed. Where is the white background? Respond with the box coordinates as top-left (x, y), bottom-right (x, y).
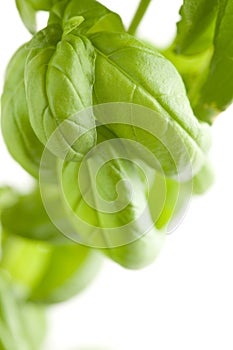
top-left (1, 1), bottom-right (233, 349)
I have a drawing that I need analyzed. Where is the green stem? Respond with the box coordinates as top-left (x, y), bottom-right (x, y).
top-left (128, 0), bottom-right (152, 35)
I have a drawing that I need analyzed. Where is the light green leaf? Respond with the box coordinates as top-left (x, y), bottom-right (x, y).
top-left (192, 161), bottom-right (214, 195)
top-left (15, 0), bottom-right (36, 34)
top-left (0, 234), bottom-right (101, 303)
top-left (15, 0), bottom-right (64, 33)
top-left (103, 229), bottom-right (164, 270)
top-left (60, 126), bottom-right (165, 269)
top-left (175, 0), bottom-right (218, 55)
top-left (90, 32), bottom-right (211, 177)
top-left (1, 45), bottom-right (44, 178)
top-left (0, 272), bottom-right (46, 350)
top-left (1, 186), bottom-right (69, 245)
top-left (194, 0), bottom-right (233, 122)
top-left (0, 187), bottom-right (19, 212)
top-left (48, 0), bottom-right (125, 34)
top-left (25, 24), bottom-right (96, 160)
top-left (149, 172), bottom-right (180, 230)
top-left (162, 44), bottom-right (213, 111)
top-left (30, 243), bottom-right (101, 303)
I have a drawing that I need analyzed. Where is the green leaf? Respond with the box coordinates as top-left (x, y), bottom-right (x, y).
top-left (15, 0), bottom-right (36, 34)
top-left (1, 45), bottom-right (44, 178)
top-left (149, 172), bottom-right (180, 230)
top-left (194, 0), bottom-right (233, 122)
top-left (0, 187), bottom-right (19, 212)
top-left (175, 0), bottom-right (218, 55)
top-left (0, 272), bottom-right (46, 350)
top-left (48, 0), bottom-right (125, 34)
top-left (90, 32), bottom-right (211, 177)
top-left (59, 126), bottom-right (165, 269)
top-left (25, 24), bottom-right (96, 160)
top-left (104, 229), bottom-right (164, 270)
top-left (192, 161), bottom-right (214, 195)
top-left (0, 234), bottom-right (101, 303)
top-left (30, 243), bottom-right (101, 303)
top-left (29, 0), bottom-right (62, 11)
top-left (162, 45), bottom-right (213, 111)
top-left (15, 0), bottom-right (64, 33)
top-left (1, 186), bottom-right (69, 245)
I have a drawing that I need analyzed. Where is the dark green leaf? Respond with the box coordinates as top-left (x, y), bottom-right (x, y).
top-left (175, 0), bottom-right (218, 55)
top-left (194, 0), bottom-right (233, 122)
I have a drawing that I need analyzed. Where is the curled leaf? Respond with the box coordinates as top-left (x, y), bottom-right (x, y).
top-left (25, 23), bottom-right (96, 160)
top-left (56, 126), bottom-right (165, 268)
top-left (48, 0), bottom-right (125, 34)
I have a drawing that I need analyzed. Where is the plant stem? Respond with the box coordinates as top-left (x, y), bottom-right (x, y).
top-left (128, 0), bottom-right (152, 35)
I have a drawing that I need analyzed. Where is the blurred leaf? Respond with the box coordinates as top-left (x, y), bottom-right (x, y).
top-left (0, 187), bottom-right (19, 212)
top-left (192, 162), bottom-right (215, 195)
top-left (0, 271), bottom-right (46, 350)
top-left (0, 234), bottom-right (101, 303)
top-left (1, 186), bottom-right (69, 244)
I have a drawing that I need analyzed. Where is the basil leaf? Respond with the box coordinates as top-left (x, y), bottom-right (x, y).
top-left (175, 0), bottom-right (218, 55)
top-left (192, 162), bottom-right (214, 195)
top-left (0, 187), bottom-right (19, 212)
top-left (48, 0), bottom-right (125, 34)
top-left (0, 272), bottom-right (46, 350)
top-left (1, 45), bottom-right (44, 178)
top-left (1, 186), bottom-right (69, 245)
top-left (25, 23), bottom-right (96, 160)
top-left (162, 45), bottom-right (213, 111)
top-left (30, 243), bottom-right (101, 303)
top-left (15, 0), bottom-right (36, 34)
top-left (194, 0), bottom-right (233, 122)
top-left (90, 32), bottom-right (211, 177)
top-left (149, 172), bottom-right (180, 230)
top-left (15, 0), bottom-right (63, 33)
top-left (103, 229), bottom-right (164, 270)
top-left (0, 234), bottom-right (101, 303)
top-left (59, 126), bottom-right (165, 268)
top-left (29, 0), bottom-right (62, 11)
